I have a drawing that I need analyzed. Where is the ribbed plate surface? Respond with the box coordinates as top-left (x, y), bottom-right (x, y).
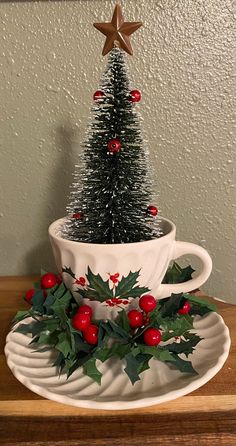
top-left (5, 313), bottom-right (230, 410)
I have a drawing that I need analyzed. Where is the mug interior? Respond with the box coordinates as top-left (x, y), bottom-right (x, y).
top-left (49, 216), bottom-right (175, 246)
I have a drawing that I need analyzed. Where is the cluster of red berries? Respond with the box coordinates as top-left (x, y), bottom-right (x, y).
top-left (71, 305), bottom-right (98, 345)
top-left (25, 273), bottom-right (61, 304)
top-left (127, 295), bottom-right (162, 346)
top-left (127, 295), bottom-right (191, 346)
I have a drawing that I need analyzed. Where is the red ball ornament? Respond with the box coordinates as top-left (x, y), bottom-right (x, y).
top-left (41, 273), bottom-right (57, 289)
top-left (72, 313), bottom-right (91, 332)
top-left (93, 90), bottom-right (104, 101)
top-left (78, 304), bottom-right (93, 318)
top-left (107, 139), bottom-right (121, 153)
top-left (129, 89), bottom-right (141, 103)
top-left (178, 300), bottom-right (191, 315)
top-left (147, 205), bottom-right (158, 216)
top-left (139, 295), bottom-right (157, 313)
top-left (25, 288), bottom-right (35, 303)
top-left (72, 213), bottom-right (82, 219)
top-left (128, 309), bottom-right (143, 328)
top-left (83, 324), bottom-right (99, 345)
top-left (143, 328), bottom-right (162, 346)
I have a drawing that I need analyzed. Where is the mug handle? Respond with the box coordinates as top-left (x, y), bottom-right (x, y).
top-left (156, 241), bottom-right (212, 299)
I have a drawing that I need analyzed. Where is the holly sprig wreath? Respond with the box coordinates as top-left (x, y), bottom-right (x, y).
top-left (12, 264), bottom-right (217, 385)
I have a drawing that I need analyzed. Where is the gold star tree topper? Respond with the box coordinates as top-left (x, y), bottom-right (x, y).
top-left (94, 4), bottom-right (142, 56)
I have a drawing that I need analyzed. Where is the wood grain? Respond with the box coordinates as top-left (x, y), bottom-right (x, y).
top-left (0, 276), bottom-right (235, 445)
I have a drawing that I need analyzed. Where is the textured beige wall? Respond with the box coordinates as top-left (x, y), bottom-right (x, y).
top-left (0, 0), bottom-right (235, 302)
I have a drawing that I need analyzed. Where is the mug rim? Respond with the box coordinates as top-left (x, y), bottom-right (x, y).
top-left (48, 216), bottom-right (176, 248)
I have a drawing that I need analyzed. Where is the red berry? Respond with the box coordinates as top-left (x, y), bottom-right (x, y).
top-left (178, 301), bottom-right (191, 315)
top-left (147, 205), bottom-right (158, 216)
top-left (129, 89), bottom-right (141, 103)
top-left (40, 273), bottom-right (57, 289)
top-left (72, 313), bottom-right (91, 332)
top-left (139, 295), bottom-right (157, 313)
top-left (93, 90), bottom-right (104, 101)
top-left (25, 288), bottom-right (35, 303)
top-left (143, 328), bottom-right (162, 346)
top-left (75, 276), bottom-right (86, 286)
top-left (78, 305), bottom-right (93, 318)
top-left (83, 324), bottom-right (99, 345)
top-left (110, 274), bottom-right (119, 284)
top-left (72, 212), bottom-right (82, 219)
top-left (107, 139), bottom-right (121, 153)
top-left (128, 309), bottom-right (143, 328)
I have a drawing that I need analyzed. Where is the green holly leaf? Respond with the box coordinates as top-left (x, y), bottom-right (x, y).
top-left (107, 320), bottom-right (131, 341)
top-left (116, 309), bottom-right (130, 332)
top-left (115, 270), bottom-right (148, 299)
top-left (55, 332), bottom-right (72, 357)
top-left (160, 314), bottom-right (193, 341)
top-left (159, 293), bottom-right (185, 318)
top-left (14, 321), bottom-right (35, 335)
top-left (43, 292), bottom-right (57, 314)
top-left (121, 285), bottom-right (150, 299)
top-left (31, 290), bottom-right (45, 314)
top-left (62, 266), bottom-right (76, 279)
top-left (83, 358), bottom-right (102, 385)
top-left (53, 283), bottom-right (68, 299)
top-left (135, 353), bottom-right (152, 374)
top-left (124, 353), bottom-right (141, 385)
top-left (36, 331), bottom-right (58, 346)
top-left (82, 267), bottom-right (113, 302)
top-left (77, 288), bottom-right (104, 301)
top-left (169, 354), bottom-right (198, 374)
top-left (187, 294), bottom-right (217, 313)
top-left (163, 262), bottom-right (195, 284)
top-left (50, 291), bottom-right (72, 318)
top-left (164, 334), bottom-right (202, 357)
top-left (12, 310), bottom-right (30, 325)
top-left (72, 332), bottom-right (92, 353)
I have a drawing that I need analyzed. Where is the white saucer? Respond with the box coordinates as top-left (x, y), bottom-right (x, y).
top-left (5, 312), bottom-right (230, 410)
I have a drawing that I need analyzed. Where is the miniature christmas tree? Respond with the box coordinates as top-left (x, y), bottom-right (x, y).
top-left (63, 5), bottom-right (161, 244)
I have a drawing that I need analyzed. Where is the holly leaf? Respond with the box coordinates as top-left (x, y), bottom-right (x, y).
top-left (14, 321), bottom-right (36, 335)
top-left (50, 291), bottom-right (72, 318)
top-left (72, 332), bottom-right (92, 353)
top-left (135, 353), bottom-right (152, 374)
top-left (164, 334), bottom-right (202, 357)
top-left (169, 354), bottom-right (198, 374)
top-left (115, 270), bottom-right (148, 299)
top-left (83, 267), bottom-right (113, 302)
top-left (187, 294), bottom-right (217, 313)
top-left (116, 309), bottom-right (130, 332)
top-left (83, 358), bottom-right (102, 385)
top-left (62, 266), bottom-right (76, 279)
top-left (31, 290), bottom-right (45, 314)
top-left (53, 283), bottom-right (68, 299)
top-left (77, 288), bottom-right (104, 301)
top-left (159, 293), bottom-right (185, 318)
top-left (163, 262), bottom-right (195, 284)
top-left (12, 310), bottom-right (30, 325)
top-left (43, 292), bottom-right (57, 314)
top-left (53, 352), bottom-right (65, 374)
top-left (160, 315), bottom-right (194, 341)
top-left (55, 332), bottom-right (72, 357)
top-left (124, 353), bottom-right (141, 385)
top-left (107, 320), bottom-right (131, 341)
top-left (120, 285), bottom-right (150, 299)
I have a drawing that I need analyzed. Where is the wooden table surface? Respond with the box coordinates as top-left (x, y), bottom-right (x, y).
top-left (0, 276), bottom-right (235, 446)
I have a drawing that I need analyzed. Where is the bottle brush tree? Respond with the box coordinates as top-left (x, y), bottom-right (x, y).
top-left (62, 6), bottom-right (161, 244)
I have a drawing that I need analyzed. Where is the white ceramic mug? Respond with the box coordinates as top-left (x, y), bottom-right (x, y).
top-left (49, 217), bottom-right (212, 318)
